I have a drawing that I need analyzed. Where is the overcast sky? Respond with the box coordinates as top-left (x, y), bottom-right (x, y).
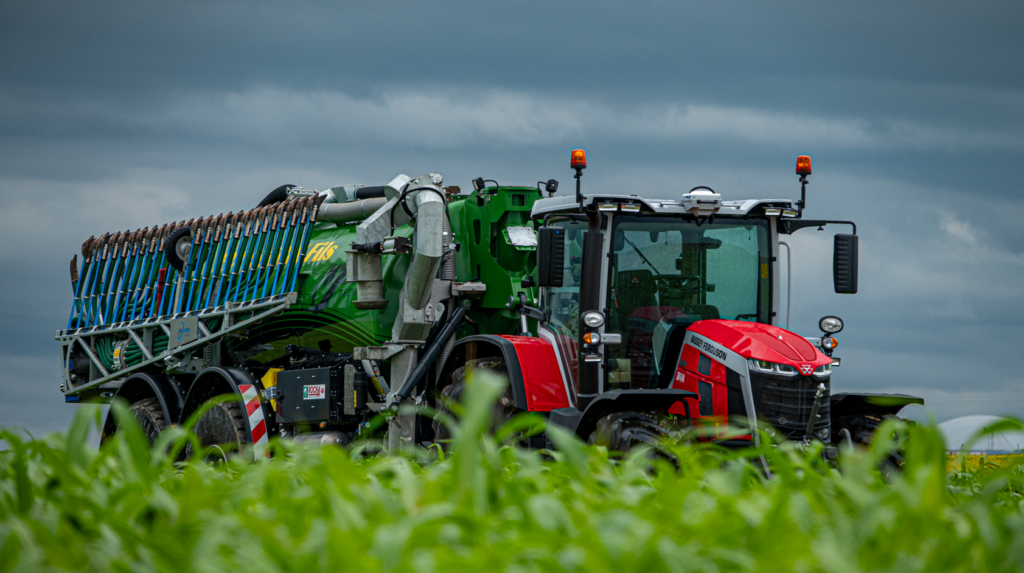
top-left (2, 0), bottom-right (1023, 436)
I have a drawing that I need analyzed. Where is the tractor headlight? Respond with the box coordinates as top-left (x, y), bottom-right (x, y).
top-left (821, 337), bottom-right (838, 351)
top-left (813, 363), bottom-right (832, 377)
top-left (819, 316), bottom-right (844, 334)
top-left (581, 311), bottom-right (605, 328)
top-left (748, 359), bottom-right (799, 376)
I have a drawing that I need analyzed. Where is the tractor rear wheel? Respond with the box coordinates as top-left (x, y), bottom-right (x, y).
top-left (187, 400), bottom-right (249, 460)
top-left (433, 358), bottom-right (515, 444)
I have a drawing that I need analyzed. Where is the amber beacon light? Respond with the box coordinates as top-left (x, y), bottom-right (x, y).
top-left (571, 149), bottom-right (587, 169)
top-left (796, 155), bottom-right (812, 175)
top-left (571, 149), bottom-right (588, 205)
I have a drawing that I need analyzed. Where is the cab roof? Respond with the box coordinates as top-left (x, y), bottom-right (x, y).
top-left (530, 194), bottom-right (799, 219)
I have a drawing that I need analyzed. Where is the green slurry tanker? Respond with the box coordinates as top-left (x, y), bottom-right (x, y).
top-left (56, 154), bottom-right (921, 457)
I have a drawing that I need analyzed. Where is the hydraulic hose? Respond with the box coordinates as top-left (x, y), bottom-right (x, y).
top-left (390, 302), bottom-right (468, 405)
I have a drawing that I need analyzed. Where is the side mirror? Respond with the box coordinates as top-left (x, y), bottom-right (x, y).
top-left (537, 227), bottom-right (565, 287)
top-left (833, 234), bottom-right (858, 294)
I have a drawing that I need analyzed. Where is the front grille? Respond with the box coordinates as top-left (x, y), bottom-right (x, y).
top-left (751, 372), bottom-right (830, 438)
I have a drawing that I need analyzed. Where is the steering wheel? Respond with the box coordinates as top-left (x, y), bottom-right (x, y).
top-left (654, 275), bottom-right (700, 296)
top-left (653, 275), bottom-right (699, 284)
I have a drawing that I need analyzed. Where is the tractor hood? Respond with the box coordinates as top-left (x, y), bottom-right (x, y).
top-left (687, 320), bottom-right (831, 370)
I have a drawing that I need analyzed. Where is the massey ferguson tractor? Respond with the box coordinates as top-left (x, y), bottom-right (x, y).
top-left (55, 151), bottom-right (921, 457)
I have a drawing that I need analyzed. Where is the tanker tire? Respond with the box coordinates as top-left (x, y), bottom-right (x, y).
top-left (432, 358), bottom-right (515, 445)
top-left (101, 397), bottom-right (168, 445)
top-left (129, 397), bottom-right (168, 443)
top-left (164, 226), bottom-right (193, 271)
top-left (186, 400), bottom-right (249, 461)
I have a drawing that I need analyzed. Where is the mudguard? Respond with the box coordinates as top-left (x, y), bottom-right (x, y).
top-left (830, 392), bottom-right (924, 419)
top-left (180, 367), bottom-right (271, 457)
top-left (102, 371), bottom-right (184, 437)
top-left (549, 389), bottom-right (697, 439)
top-left (436, 335), bottom-right (571, 412)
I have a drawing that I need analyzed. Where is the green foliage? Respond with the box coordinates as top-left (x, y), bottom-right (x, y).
top-left (3, 375), bottom-right (1024, 572)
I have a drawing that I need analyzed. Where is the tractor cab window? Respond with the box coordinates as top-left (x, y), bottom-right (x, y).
top-left (606, 216), bottom-right (770, 390)
top-left (540, 219), bottom-right (588, 395)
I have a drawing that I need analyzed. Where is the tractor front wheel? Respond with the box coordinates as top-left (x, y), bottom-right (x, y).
top-left (589, 412), bottom-right (669, 453)
top-left (835, 414), bottom-right (906, 472)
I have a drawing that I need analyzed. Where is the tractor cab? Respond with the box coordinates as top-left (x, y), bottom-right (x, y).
top-left (533, 194), bottom-right (778, 409)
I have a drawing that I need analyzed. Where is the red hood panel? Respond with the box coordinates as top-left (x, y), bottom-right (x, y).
top-left (688, 320), bottom-right (830, 367)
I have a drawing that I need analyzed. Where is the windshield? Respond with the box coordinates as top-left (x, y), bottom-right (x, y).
top-left (607, 216), bottom-right (771, 390)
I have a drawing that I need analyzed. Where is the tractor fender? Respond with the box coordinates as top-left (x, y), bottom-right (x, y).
top-left (549, 389), bottom-right (698, 440)
top-left (436, 335), bottom-right (528, 410)
top-left (830, 392), bottom-right (924, 420)
top-left (436, 335), bottom-right (572, 412)
top-left (102, 371), bottom-right (184, 437)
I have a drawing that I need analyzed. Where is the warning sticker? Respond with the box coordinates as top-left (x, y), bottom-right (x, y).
top-left (303, 384), bottom-right (326, 400)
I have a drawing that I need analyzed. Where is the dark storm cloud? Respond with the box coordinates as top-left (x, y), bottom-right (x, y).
top-left (1, 0), bottom-right (1023, 434)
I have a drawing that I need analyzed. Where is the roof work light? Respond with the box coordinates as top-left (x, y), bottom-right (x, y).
top-left (571, 149), bottom-right (587, 169)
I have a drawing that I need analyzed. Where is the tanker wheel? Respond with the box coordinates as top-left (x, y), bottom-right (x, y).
top-left (432, 358), bottom-right (516, 445)
top-left (186, 400), bottom-right (249, 461)
top-left (101, 397), bottom-right (168, 445)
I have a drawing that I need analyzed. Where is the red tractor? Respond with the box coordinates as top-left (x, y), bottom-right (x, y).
top-left (447, 151), bottom-right (922, 454)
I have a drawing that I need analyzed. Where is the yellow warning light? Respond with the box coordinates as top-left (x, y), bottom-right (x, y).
top-left (796, 155), bottom-right (812, 175)
top-left (571, 149), bottom-right (587, 169)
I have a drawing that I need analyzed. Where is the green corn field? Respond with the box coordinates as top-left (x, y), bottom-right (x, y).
top-left (2, 375), bottom-right (1023, 573)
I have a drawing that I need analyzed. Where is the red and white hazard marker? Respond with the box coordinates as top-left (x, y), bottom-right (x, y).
top-left (239, 384), bottom-right (270, 459)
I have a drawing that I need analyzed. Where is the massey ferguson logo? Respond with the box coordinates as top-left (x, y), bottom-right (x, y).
top-left (800, 364), bottom-right (814, 375)
top-left (303, 384), bottom-right (326, 400)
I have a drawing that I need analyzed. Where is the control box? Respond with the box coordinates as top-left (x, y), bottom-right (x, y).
top-left (275, 367), bottom-right (343, 423)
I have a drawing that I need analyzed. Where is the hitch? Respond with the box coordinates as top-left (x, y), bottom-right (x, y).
top-left (802, 382), bottom-right (827, 444)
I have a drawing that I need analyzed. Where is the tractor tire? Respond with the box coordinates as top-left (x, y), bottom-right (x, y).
top-left (835, 414), bottom-right (906, 472)
top-left (432, 358), bottom-right (515, 444)
top-left (589, 412), bottom-right (668, 453)
top-left (187, 400), bottom-right (249, 460)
